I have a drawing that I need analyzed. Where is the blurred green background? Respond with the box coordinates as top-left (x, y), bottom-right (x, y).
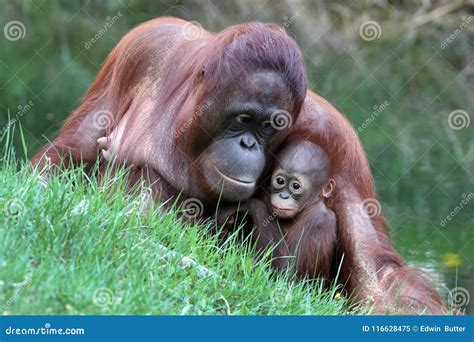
top-left (1, 0), bottom-right (473, 312)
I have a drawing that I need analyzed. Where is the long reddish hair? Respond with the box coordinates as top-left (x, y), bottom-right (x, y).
top-left (159, 22), bottom-right (307, 154)
top-left (32, 19), bottom-right (307, 167)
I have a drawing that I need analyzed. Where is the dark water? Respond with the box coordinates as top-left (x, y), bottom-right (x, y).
top-left (390, 214), bottom-right (473, 314)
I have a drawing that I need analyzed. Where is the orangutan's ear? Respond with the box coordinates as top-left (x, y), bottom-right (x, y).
top-left (322, 179), bottom-right (336, 198)
top-left (196, 68), bottom-right (205, 83)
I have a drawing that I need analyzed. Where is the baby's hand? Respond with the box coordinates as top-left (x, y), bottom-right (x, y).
top-left (97, 136), bottom-right (115, 161)
top-left (215, 203), bottom-right (250, 229)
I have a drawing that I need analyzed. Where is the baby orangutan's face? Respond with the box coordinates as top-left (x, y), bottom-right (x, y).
top-left (270, 169), bottom-right (335, 219)
top-left (269, 141), bottom-right (335, 220)
top-left (270, 169), bottom-right (310, 219)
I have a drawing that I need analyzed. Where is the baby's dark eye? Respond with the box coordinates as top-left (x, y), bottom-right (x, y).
top-left (290, 181), bottom-right (303, 195)
top-left (273, 175), bottom-right (286, 190)
top-left (291, 182), bottom-right (301, 190)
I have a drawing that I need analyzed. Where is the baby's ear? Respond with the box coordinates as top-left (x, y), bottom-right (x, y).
top-left (321, 179), bottom-right (336, 198)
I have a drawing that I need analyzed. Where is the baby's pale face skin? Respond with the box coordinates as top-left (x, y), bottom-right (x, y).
top-left (270, 168), bottom-right (312, 219)
top-left (269, 141), bottom-right (333, 220)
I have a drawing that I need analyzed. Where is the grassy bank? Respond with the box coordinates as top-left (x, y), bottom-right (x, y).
top-left (0, 149), bottom-right (348, 315)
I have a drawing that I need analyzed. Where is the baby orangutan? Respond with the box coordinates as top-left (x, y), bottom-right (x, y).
top-left (218, 140), bottom-right (337, 281)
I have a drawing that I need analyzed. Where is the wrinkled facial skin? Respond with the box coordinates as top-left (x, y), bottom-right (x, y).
top-left (195, 71), bottom-right (294, 201)
top-left (270, 141), bottom-right (330, 219)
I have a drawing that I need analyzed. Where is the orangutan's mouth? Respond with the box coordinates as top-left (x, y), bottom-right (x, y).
top-left (273, 206), bottom-right (297, 213)
top-left (214, 165), bottom-right (255, 187)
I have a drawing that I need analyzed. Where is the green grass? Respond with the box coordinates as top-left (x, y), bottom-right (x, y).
top-left (0, 147), bottom-right (349, 315)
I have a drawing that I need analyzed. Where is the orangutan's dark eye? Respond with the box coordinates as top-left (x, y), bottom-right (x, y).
top-left (236, 114), bottom-right (252, 124)
top-left (276, 177), bottom-right (285, 185)
top-left (261, 121), bottom-right (272, 129)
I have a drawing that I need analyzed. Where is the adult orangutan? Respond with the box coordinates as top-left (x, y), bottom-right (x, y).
top-left (32, 17), bottom-right (446, 314)
top-left (32, 17), bottom-right (306, 206)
